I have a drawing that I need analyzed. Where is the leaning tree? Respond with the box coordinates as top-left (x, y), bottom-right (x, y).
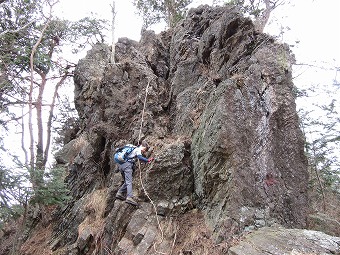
top-left (0, 0), bottom-right (108, 204)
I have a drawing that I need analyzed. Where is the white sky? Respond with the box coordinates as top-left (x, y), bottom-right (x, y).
top-left (265, 1), bottom-right (340, 86)
top-left (54, 0), bottom-right (340, 77)
top-left (55, 0), bottom-right (143, 41)
top-left (55, 0), bottom-right (223, 41)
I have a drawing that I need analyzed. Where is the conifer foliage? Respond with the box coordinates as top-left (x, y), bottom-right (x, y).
top-left (132, 0), bottom-right (193, 29)
top-left (226, 0), bottom-right (287, 32)
top-left (298, 82), bottom-right (340, 212)
top-left (0, 0), bottom-right (107, 224)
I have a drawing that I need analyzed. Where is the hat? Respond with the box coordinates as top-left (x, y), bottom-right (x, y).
top-left (141, 140), bottom-right (150, 149)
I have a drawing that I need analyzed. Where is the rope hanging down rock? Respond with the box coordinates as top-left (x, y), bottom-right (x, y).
top-left (137, 78), bottom-right (166, 255)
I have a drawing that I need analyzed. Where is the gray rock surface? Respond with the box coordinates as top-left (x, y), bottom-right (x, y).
top-left (308, 213), bottom-right (340, 237)
top-left (228, 227), bottom-right (340, 255)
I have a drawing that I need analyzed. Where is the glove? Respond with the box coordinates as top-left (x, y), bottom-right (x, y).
top-left (147, 157), bottom-right (154, 163)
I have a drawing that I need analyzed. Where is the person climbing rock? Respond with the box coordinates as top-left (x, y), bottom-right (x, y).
top-left (115, 140), bottom-right (154, 206)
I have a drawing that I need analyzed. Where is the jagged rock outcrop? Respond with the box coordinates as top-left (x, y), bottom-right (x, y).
top-left (18, 4), bottom-right (338, 255)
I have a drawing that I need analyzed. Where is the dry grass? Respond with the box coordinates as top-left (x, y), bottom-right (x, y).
top-left (68, 134), bottom-right (89, 163)
top-left (78, 189), bottom-right (108, 235)
top-left (12, 190), bottom-right (107, 255)
top-left (170, 210), bottom-right (226, 255)
top-left (73, 134), bottom-right (88, 151)
top-left (20, 223), bottom-right (53, 255)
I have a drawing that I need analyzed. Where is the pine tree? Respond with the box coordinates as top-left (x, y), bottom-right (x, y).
top-left (0, 0), bottom-right (108, 207)
top-left (132, 0), bottom-right (193, 29)
top-left (226, 0), bottom-right (288, 32)
top-left (298, 83), bottom-right (340, 212)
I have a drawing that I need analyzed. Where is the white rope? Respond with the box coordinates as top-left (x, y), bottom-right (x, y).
top-left (137, 78), bottom-right (167, 255)
top-left (137, 78), bottom-right (151, 144)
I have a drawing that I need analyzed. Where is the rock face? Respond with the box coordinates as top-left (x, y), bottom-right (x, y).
top-left (307, 213), bottom-right (340, 237)
top-left (228, 227), bottom-right (340, 255)
top-left (45, 4), bottom-right (313, 255)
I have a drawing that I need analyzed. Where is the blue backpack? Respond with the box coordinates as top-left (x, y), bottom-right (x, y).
top-left (114, 144), bottom-right (136, 164)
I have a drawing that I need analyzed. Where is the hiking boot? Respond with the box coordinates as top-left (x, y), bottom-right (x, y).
top-left (115, 192), bottom-right (125, 201)
top-left (125, 197), bottom-right (138, 206)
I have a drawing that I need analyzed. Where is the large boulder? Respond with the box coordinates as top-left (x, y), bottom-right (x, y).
top-left (228, 227), bottom-right (340, 255)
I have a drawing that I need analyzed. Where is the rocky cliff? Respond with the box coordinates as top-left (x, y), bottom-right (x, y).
top-left (5, 4), bottom-right (339, 255)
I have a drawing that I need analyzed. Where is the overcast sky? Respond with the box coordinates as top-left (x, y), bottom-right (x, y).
top-left (55, 0), bottom-right (340, 75)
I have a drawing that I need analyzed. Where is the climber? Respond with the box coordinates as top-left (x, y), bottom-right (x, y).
top-left (115, 140), bottom-right (154, 206)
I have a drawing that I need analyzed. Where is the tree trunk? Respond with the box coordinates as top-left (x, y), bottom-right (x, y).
top-left (43, 72), bottom-right (69, 167)
top-left (36, 74), bottom-right (46, 171)
top-left (311, 145), bottom-right (327, 212)
top-left (254, 0), bottom-right (272, 32)
top-left (21, 102), bottom-right (29, 166)
top-left (165, 0), bottom-right (174, 28)
top-left (254, 0), bottom-right (284, 33)
top-left (28, 16), bottom-right (51, 189)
